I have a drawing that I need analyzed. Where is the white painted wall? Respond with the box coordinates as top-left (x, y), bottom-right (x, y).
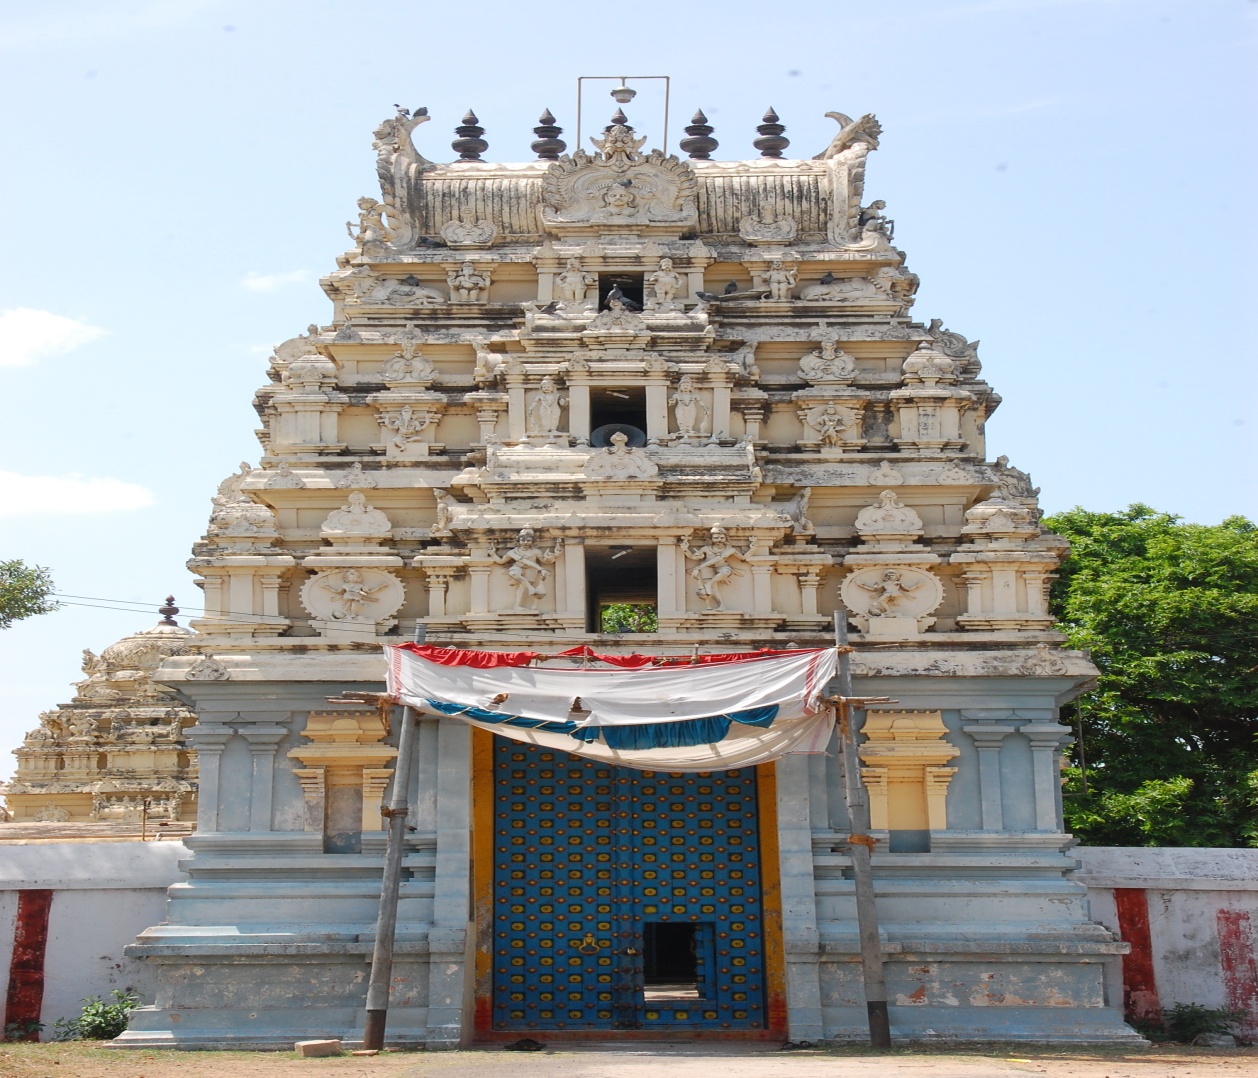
top-left (0, 840), bottom-right (188, 1032)
top-left (1073, 847), bottom-right (1258, 1011)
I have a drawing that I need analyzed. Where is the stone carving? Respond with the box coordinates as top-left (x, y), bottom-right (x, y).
top-left (378, 405), bottom-right (438, 453)
top-left (381, 339), bottom-right (437, 384)
top-left (587, 293), bottom-right (648, 334)
top-left (472, 341), bottom-right (502, 384)
top-left (868, 460), bottom-right (904, 486)
top-left (371, 275), bottom-right (445, 306)
top-left (265, 463), bottom-right (304, 489)
top-left (527, 377), bottom-right (567, 436)
top-left (301, 567), bottom-right (405, 625)
top-left (992, 455), bottom-right (1040, 499)
top-left (185, 655), bottom-right (230, 682)
top-left (645, 257), bottom-right (684, 310)
top-left (446, 261), bottom-right (492, 303)
top-left (336, 462), bottom-right (378, 489)
top-left (926, 318), bottom-right (980, 361)
top-left (684, 526), bottom-right (748, 612)
top-left (213, 462), bottom-right (253, 505)
top-left (854, 490), bottom-right (924, 542)
top-left (282, 352), bottom-right (336, 389)
top-left (346, 196), bottom-right (389, 248)
top-left (371, 106), bottom-right (430, 250)
top-left (320, 490), bottom-right (391, 539)
top-left (962, 491), bottom-right (1037, 537)
top-left (842, 566), bottom-right (943, 621)
top-left (802, 402), bottom-right (860, 447)
top-left (938, 462), bottom-right (970, 484)
top-left (798, 339), bottom-right (857, 384)
top-left (541, 118), bottom-right (698, 228)
top-left (815, 111), bottom-right (882, 159)
top-left (33, 803), bottom-right (70, 823)
top-left (490, 528), bottom-right (563, 612)
top-left (439, 217), bottom-right (496, 248)
top-left (764, 260), bottom-right (797, 301)
top-left (432, 488), bottom-right (455, 536)
top-left (799, 273), bottom-right (880, 302)
top-left (903, 347), bottom-right (959, 386)
top-left (781, 487), bottom-right (814, 534)
top-left (739, 214), bottom-right (797, 245)
top-left (670, 375), bottom-right (710, 439)
top-left (856, 200), bottom-right (894, 245)
top-left (555, 258), bottom-right (597, 305)
top-left (584, 431), bottom-right (658, 479)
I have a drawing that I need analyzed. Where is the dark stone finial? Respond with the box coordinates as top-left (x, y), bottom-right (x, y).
top-left (452, 109), bottom-right (488, 161)
top-left (532, 107), bottom-right (567, 160)
top-left (610, 107), bottom-right (629, 127)
top-left (754, 106), bottom-right (789, 158)
top-left (159, 595), bottom-right (179, 626)
top-left (680, 108), bottom-right (718, 160)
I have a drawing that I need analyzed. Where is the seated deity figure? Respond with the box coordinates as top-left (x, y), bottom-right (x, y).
top-left (858, 200), bottom-right (895, 245)
top-left (799, 339), bottom-right (857, 383)
top-left (379, 405), bottom-right (436, 450)
top-left (346, 196), bottom-right (387, 247)
top-left (857, 568), bottom-right (922, 617)
top-left (646, 257), bottom-right (684, 309)
top-left (764, 260), bottom-right (797, 301)
top-left (446, 261), bottom-right (491, 302)
top-left (669, 375), bottom-right (710, 438)
top-left (527, 376), bottom-right (567, 435)
top-left (555, 258), bottom-right (596, 306)
top-left (489, 527), bottom-right (564, 612)
top-left (684, 526), bottom-right (748, 612)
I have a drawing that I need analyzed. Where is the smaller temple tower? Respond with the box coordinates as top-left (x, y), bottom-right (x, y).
top-left (2, 600), bottom-right (198, 831)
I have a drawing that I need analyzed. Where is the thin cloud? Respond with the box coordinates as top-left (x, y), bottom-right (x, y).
top-left (0, 308), bottom-right (108, 369)
top-left (0, 471), bottom-right (155, 517)
top-left (0, 0), bottom-right (220, 50)
top-left (241, 270), bottom-right (311, 292)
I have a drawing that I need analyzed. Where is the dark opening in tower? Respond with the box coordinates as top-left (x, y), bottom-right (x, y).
top-left (585, 546), bottom-right (657, 633)
top-left (589, 386), bottom-right (647, 444)
top-left (598, 272), bottom-right (644, 311)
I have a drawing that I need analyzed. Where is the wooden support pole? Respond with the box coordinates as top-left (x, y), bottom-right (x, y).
top-left (832, 610), bottom-right (892, 1049)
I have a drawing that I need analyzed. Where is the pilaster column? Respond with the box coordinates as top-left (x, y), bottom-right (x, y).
top-left (293, 768), bottom-right (326, 831)
top-left (1020, 722), bottom-right (1072, 831)
top-left (962, 569), bottom-right (986, 617)
top-left (799, 571), bottom-right (821, 616)
top-left (567, 379), bottom-right (591, 444)
top-left (645, 382), bottom-right (670, 442)
top-left (656, 538), bottom-right (679, 617)
top-left (739, 405), bottom-right (764, 443)
top-left (475, 407), bottom-right (500, 444)
top-left (185, 723), bottom-right (233, 832)
top-left (504, 371), bottom-right (527, 442)
top-left (562, 538), bottom-right (585, 621)
top-left (861, 767), bottom-right (890, 831)
top-left (708, 369), bottom-right (733, 440)
top-left (962, 723), bottom-right (1016, 830)
top-left (774, 754), bottom-right (823, 1043)
top-left (361, 768), bottom-right (394, 832)
top-left (241, 724), bottom-right (288, 832)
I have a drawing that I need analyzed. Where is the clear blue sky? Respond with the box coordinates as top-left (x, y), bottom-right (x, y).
top-left (0, 0), bottom-right (1254, 773)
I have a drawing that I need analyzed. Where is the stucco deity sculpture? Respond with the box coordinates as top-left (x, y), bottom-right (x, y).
top-left (321, 567), bottom-right (390, 620)
top-left (490, 527), bottom-right (564, 612)
top-left (858, 200), bottom-right (895, 245)
top-left (446, 261), bottom-right (492, 303)
top-left (379, 405), bottom-right (437, 451)
top-left (684, 526), bottom-right (748, 612)
top-left (646, 257), bottom-right (684, 309)
top-left (527, 377), bottom-right (567, 436)
top-left (600, 179), bottom-right (639, 217)
top-left (669, 375), bottom-right (710, 439)
top-left (555, 258), bottom-right (596, 306)
top-left (803, 402), bottom-right (856, 447)
top-left (346, 196), bottom-right (388, 248)
top-left (800, 273), bottom-right (875, 302)
top-left (765, 260), bottom-right (797, 301)
top-left (856, 568), bottom-right (922, 617)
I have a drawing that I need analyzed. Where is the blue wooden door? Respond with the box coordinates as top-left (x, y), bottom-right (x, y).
top-left (491, 738), bottom-right (767, 1031)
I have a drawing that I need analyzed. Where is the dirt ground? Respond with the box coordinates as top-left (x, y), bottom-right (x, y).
top-left (1, 1042), bottom-right (1256, 1078)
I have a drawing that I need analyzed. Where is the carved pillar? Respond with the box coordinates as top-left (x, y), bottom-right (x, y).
top-left (562, 538), bottom-right (585, 621)
top-left (1020, 722), bottom-right (1072, 832)
top-left (749, 540), bottom-right (774, 614)
top-left (361, 768), bottom-right (394, 832)
top-left (962, 570), bottom-right (986, 619)
top-left (243, 724), bottom-right (288, 832)
top-left (962, 723), bottom-right (1016, 830)
top-left (1024, 570), bottom-right (1049, 616)
top-left (739, 405), bottom-right (765, 444)
top-left (567, 378), bottom-right (591, 444)
top-left (645, 382), bottom-right (670, 442)
top-left (475, 407), bottom-right (500, 444)
top-left (185, 724), bottom-right (233, 832)
top-left (708, 368), bottom-right (733, 440)
top-left (799, 571), bottom-right (821, 616)
top-left (861, 767), bottom-right (890, 831)
top-left (293, 768), bottom-right (326, 831)
top-left (924, 766), bottom-right (958, 830)
top-left (857, 711), bottom-right (960, 834)
top-left (504, 370), bottom-right (527, 442)
top-left (468, 543), bottom-right (492, 615)
top-left (656, 537), bottom-right (679, 617)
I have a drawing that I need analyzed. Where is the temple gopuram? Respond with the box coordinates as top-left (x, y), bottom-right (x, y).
top-left (29, 92), bottom-right (1134, 1046)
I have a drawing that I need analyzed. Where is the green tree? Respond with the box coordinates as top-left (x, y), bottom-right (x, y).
top-left (0, 560), bottom-right (60, 630)
top-left (1043, 506), bottom-right (1258, 847)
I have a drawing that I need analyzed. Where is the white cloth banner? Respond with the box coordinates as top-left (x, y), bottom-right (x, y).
top-left (384, 646), bottom-right (839, 772)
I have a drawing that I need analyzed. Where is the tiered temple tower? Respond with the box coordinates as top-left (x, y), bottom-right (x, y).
top-left (112, 101), bottom-right (1132, 1046)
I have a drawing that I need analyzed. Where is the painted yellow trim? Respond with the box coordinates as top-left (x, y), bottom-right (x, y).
top-left (471, 726), bottom-right (496, 1035)
top-left (756, 760), bottom-right (789, 1037)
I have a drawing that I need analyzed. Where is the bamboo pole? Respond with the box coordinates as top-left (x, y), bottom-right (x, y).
top-left (832, 611), bottom-right (892, 1048)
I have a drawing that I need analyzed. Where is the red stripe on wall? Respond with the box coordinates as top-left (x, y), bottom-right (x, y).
top-left (1218, 909), bottom-right (1258, 1040)
top-left (3, 889), bottom-right (54, 1041)
top-left (1113, 887), bottom-right (1161, 1024)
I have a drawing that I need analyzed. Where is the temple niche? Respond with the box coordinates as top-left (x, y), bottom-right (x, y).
top-left (0, 93), bottom-right (1136, 1050)
top-left (1, 599), bottom-right (198, 831)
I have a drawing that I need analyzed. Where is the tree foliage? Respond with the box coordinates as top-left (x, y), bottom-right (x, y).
top-left (0, 560), bottom-right (60, 630)
top-left (1044, 506), bottom-right (1258, 847)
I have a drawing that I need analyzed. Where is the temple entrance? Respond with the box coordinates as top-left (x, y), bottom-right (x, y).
top-left (484, 737), bottom-right (776, 1035)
